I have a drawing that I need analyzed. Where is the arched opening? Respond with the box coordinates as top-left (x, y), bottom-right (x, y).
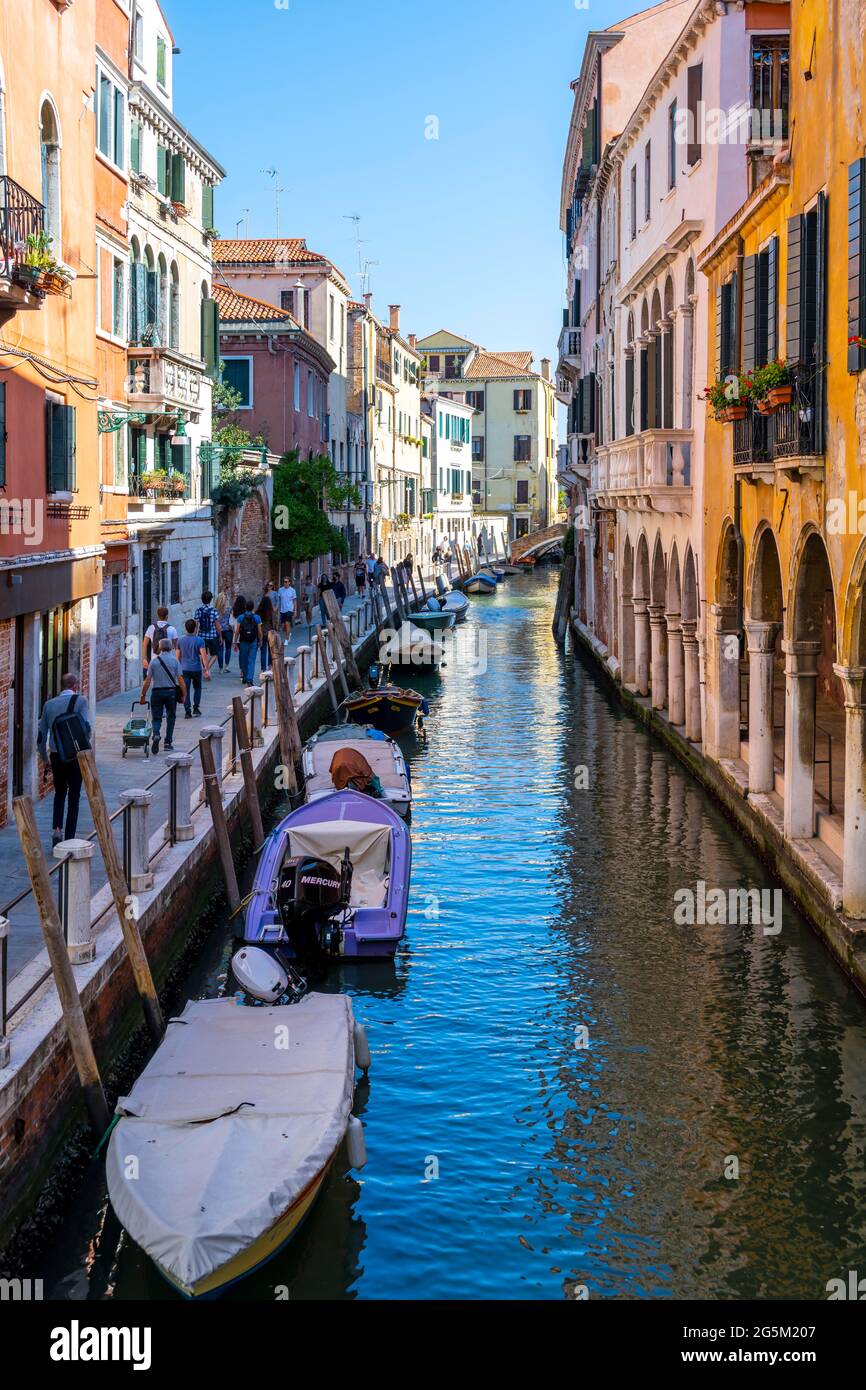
top-left (650, 534), bottom-right (668, 709)
top-left (662, 276), bottom-right (675, 429)
top-left (639, 300), bottom-right (649, 432)
top-left (625, 312), bottom-right (636, 437)
top-left (784, 530), bottom-right (838, 840)
top-left (170, 261), bottom-right (180, 349)
top-left (143, 244), bottom-right (157, 343)
top-left (39, 97), bottom-right (61, 246)
top-left (682, 545), bottom-right (702, 742)
top-left (621, 535), bottom-right (635, 685)
top-left (666, 543), bottom-right (685, 726)
top-left (158, 253), bottom-right (168, 347)
top-left (633, 532), bottom-right (651, 696)
top-left (836, 542), bottom-right (866, 914)
top-left (707, 522), bottom-right (742, 759)
top-left (649, 289), bottom-right (662, 429)
top-left (744, 526), bottom-right (785, 795)
top-left (682, 260), bottom-right (696, 430)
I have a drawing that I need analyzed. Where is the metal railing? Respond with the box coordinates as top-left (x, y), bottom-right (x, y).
top-left (733, 409), bottom-right (770, 468)
top-left (771, 365), bottom-right (823, 461)
top-left (128, 471), bottom-right (191, 500)
top-left (0, 175), bottom-right (46, 281)
top-left (0, 597), bottom-right (383, 1054)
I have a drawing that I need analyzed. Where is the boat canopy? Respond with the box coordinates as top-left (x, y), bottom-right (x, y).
top-left (289, 819), bottom-right (391, 909)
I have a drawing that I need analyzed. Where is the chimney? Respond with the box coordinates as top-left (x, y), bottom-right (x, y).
top-left (540, 357), bottom-right (551, 382)
top-left (408, 333), bottom-right (417, 351)
top-left (364, 292), bottom-right (373, 312)
top-left (389, 304), bottom-right (401, 332)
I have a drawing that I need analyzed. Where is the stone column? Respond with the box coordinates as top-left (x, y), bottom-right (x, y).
top-left (54, 838), bottom-right (96, 964)
top-left (666, 613), bottom-right (685, 726)
top-left (166, 752), bottom-right (195, 841)
top-left (707, 604), bottom-right (741, 759)
top-left (0, 917), bottom-right (9, 1066)
top-left (633, 597), bottom-right (650, 697)
top-left (247, 686), bottom-right (264, 748)
top-left (745, 621), bottom-right (780, 794)
top-left (682, 620), bottom-right (702, 742)
top-left (648, 603), bottom-right (668, 710)
top-left (259, 670), bottom-right (274, 727)
top-left (833, 664), bottom-right (866, 917)
top-left (119, 789), bottom-right (154, 893)
top-left (620, 597), bottom-right (636, 687)
top-left (782, 640), bottom-right (821, 839)
top-left (201, 726), bottom-right (226, 791)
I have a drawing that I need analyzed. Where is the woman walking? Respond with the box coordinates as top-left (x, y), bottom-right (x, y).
top-left (257, 592), bottom-right (276, 673)
top-left (215, 591), bottom-right (234, 672)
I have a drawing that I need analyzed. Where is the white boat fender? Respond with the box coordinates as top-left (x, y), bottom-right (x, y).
top-left (353, 1021), bottom-right (372, 1073)
top-left (346, 1115), bottom-right (367, 1170)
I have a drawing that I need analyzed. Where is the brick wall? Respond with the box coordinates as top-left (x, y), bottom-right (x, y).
top-left (0, 620), bottom-right (11, 830)
top-left (95, 571), bottom-right (122, 702)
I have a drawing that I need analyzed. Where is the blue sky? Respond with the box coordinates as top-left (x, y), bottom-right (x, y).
top-left (168, 0), bottom-right (625, 365)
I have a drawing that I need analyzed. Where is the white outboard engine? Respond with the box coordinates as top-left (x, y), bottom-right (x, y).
top-left (435, 575), bottom-right (449, 597)
top-left (232, 946), bottom-right (290, 1004)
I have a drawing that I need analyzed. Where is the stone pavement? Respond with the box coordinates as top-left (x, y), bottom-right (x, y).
top-left (0, 585), bottom-right (400, 981)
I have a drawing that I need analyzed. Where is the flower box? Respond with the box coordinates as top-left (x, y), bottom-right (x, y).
top-left (719, 405), bottom-right (747, 423)
top-left (767, 384), bottom-right (793, 408)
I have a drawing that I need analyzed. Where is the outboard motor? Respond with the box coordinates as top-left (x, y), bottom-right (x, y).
top-left (367, 661), bottom-right (382, 690)
top-left (435, 576), bottom-right (448, 597)
top-left (274, 852), bottom-right (353, 978)
top-left (231, 945), bottom-right (306, 1006)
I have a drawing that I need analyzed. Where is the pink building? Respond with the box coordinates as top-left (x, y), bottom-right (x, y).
top-left (214, 285), bottom-right (334, 458)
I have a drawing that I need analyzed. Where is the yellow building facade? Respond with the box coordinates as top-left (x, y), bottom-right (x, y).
top-left (700, 0), bottom-right (866, 921)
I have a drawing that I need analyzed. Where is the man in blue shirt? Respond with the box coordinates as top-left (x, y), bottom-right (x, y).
top-left (194, 590), bottom-right (222, 665)
top-left (233, 600), bottom-right (262, 685)
top-left (178, 619), bottom-right (211, 716)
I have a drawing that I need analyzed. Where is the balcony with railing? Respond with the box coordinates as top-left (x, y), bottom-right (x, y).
top-left (557, 325), bottom-right (581, 372)
top-left (592, 428), bottom-right (693, 515)
top-left (0, 176), bottom-right (50, 315)
top-left (770, 364), bottom-right (824, 478)
top-left (732, 408), bottom-right (773, 483)
top-left (128, 470), bottom-right (192, 503)
top-left (127, 347), bottom-right (205, 415)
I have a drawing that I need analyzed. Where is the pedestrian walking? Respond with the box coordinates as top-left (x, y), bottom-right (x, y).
top-left (277, 575), bottom-right (297, 638)
top-left (140, 639), bottom-right (186, 755)
top-left (215, 591), bottom-right (234, 671)
top-left (143, 606), bottom-right (178, 674)
top-left (257, 593), bottom-right (276, 672)
top-left (234, 600), bottom-right (262, 685)
top-left (318, 571), bottom-right (335, 627)
top-left (332, 568), bottom-right (347, 609)
top-left (354, 557), bottom-right (367, 594)
top-left (302, 574), bottom-right (317, 629)
top-left (374, 555), bottom-right (388, 589)
top-left (194, 590), bottom-right (222, 668)
top-left (178, 619), bottom-right (210, 717)
top-left (37, 673), bottom-right (92, 846)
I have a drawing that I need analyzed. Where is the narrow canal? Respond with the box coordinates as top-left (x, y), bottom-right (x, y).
top-left (36, 573), bottom-right (866, 1300)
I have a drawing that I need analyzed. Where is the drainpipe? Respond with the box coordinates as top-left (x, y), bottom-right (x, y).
top-left (734, 236), bottom-right (746, 647)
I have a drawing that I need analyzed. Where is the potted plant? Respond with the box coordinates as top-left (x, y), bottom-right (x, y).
top-left (168, 472), bottom-right (187, 496)
top-left (754, 360), bottom-right (792, 410)
top-left (702, 377), bottom-right (747, 422)
top-left (141, 469), bottom-right (167, 496)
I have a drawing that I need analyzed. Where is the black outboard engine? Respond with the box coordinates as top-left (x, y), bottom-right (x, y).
top-left (275, 852), bottom-right (353, 978)
top-left (367, 661), bottom-right (382, 690)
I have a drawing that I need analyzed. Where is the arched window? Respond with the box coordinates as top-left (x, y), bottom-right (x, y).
top-left (39, 97), bottom-right (61, 246)
top-left (170, 261), bottom-right (180, 350)
top-left (682, 260), bottom-right (696, 430)
top-left (157, 253), bottom-right (168, 347)
top-left (143, 244), bottom-right (157, 343)
top-left (0, 61), bottom-right (8, 176)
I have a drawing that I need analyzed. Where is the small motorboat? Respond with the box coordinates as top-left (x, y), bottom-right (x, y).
top-left (410, 604), bottom-right (456, 635)
top-left (342, 660), bottom-right (427, 735)
top-left (464, 572), bottom-right (497, 595)
top-left (242, 789), bottom-right (411, 962)
top-left (441, 590), bottom-right (470, 623)
top-left (106, 989), bottom-right (369, 1299)
top-left (380, 620), bottom-right (446, 671)
top-left (303, 724), bottom-right (412, 818)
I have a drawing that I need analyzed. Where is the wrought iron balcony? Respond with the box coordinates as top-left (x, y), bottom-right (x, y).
top-left (770, 364), bottom-right (824, 476)
top-left (128, 470), bottom-right (191, 501)
top-left (0, 175), bottom-right (47, 312)
top-left (732, 408), bottom-right (773, 482)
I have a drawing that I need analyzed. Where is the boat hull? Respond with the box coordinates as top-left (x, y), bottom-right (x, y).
top-left (464, 574), bottom-right (497, 594)
top-left (409, 610), bottom-right (456, 634)
top-left (343, 688), bottom-right (423, 735)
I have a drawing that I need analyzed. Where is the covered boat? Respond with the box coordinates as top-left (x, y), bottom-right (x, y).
top-left (441, 590), bottom-right (470, 622)
top-left (243, 789), bottom-right (411, 960)
top-left (464, 572), bottom-right (497, 595)
top-left (303, 724), bottom-right (412, 818)
top-left (106, 992), bottom-right (366, 1299)
top-left (410, 606), bottom-right (456, 635)
top-left (380, 620), bottom-right (446, 670)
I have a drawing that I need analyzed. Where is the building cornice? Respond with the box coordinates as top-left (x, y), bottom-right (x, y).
top-left (560, 31), bottom-right (625, 228)
top-left (219, 322), bottom-right (336, 376)
top-left (697, 161), bottom-right (791, 273)
top-left (612, 0), bottom-right (717, 166)
top-left (618, 220), bottom-right (704, 304)
top-left (129, 83), bottom-right (226, 183)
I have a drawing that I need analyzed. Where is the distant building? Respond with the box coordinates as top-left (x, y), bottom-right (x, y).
top-left (415, 331), bottom-right (558, 543)
top-left (421, 394), bottom-right (474, 559)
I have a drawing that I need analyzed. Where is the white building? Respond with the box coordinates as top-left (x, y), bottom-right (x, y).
top-left (124, 0), bottom-right (224, 681)
top-left (422, 394), bottom-right (474, 558)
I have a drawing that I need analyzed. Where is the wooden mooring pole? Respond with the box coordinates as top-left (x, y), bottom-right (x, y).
top-left (328, 622), bottom-right (350, 701)
top-left (12, 796), bottom-right (111, 1139)
top-left (198, 735), bottom-right (241, 914)
top-left (322, 589), bottom-right (361, 690)
top-left (78, 750), bottom-right (164, 1047)
top-left (266, 633), bottom-right (299, 794)
top-left (231, 696), bottom-right (265, 852)
top-left (315, 626), bottom-right (340, 720)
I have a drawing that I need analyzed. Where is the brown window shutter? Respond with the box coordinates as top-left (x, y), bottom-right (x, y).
top-left (848, 159), bottom-right (865, 372)
top-left (785, 213), bottom-right (803, 365)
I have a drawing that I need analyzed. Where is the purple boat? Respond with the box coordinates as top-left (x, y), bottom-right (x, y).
top-left (241, 790), bottom-right (411, 967)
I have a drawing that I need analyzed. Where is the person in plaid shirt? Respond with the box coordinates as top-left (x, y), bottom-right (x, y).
top-left (194, 591), bottom-right (223, 665)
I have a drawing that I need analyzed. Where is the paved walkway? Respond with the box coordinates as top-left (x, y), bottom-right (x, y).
top-left (1, 587), bottom-right (399, 980)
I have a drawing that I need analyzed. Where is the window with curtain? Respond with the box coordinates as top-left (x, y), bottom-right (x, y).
top-left (40, 99), bottom-right (61, 247)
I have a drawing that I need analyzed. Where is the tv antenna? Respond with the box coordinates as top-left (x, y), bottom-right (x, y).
top-left (262, 169), bottom-right (287, 236)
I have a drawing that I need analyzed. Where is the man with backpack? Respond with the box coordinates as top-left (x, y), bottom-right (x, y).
top-left (143, 606), bottom-right (179, 674)
top-left (37, 674), bottom-right (92, 846)
top-left (140, 639), bottom-right (186, 755)
top-left (233, 599), bottom-right (262, 685)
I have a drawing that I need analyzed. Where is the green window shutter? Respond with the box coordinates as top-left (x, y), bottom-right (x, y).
top-left (786, 213), bottom-right (803, 365)
top-left (201, 296), bottom-right (220, 378)
top-left (0, 382), bottom-right (6, 489)
top-left (715, 286), bottom-right (723, 376)
top-left (849, 159), bottom-right (866, 372)
top-left (766, 236), bottom-right (779, 362)
top-left (130, 119), bottom-right (140, 174)
top-left (728, 269), bottom-right (739, 373)
top-left (742, 254), bottom-right (757, 371)
top-left (46, 402), bottom-right (75, 492)
top-left (157, 35), bottom-right (166, 87)
top-left (202, 182), bottom-right (214, 231)
top-left (172, 439), bottom-right (191, 488)
top-left (157, 144), bottom-right (168, 196)
top-left (170, 152), bottom-right (185, 205)
top-left (814, 191), bottom-right (827, 452)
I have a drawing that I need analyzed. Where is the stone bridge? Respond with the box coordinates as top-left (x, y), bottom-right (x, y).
top-left (510, 521), bottom-right (568, 564)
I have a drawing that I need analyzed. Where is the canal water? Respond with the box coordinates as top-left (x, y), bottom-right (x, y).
top-left (36, 572), bottom-right (866, 1300)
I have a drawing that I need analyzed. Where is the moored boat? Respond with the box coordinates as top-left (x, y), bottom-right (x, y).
top-left (243, 789), bottom-right (411, 961)
top-left (410, 606), bottom-right (456, 635)
top-left (464, 572), bottom-right (497, 595)
top-left (441, 590), bottom-right (470, 622)
top-left (106, 991), bottom-right (369, 1299)
top-left (380, 620), bottom-right (446, 670)
top-left (343, 662), bottom-right (427, 735)
top-left (303, 724), bottom-right (412, 818)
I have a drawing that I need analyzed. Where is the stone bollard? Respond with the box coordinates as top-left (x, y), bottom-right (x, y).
top-left (259, 670), bottom-right (274, 727)
top-left (312, 639), bottom-right (321, 680)
top-left (201, 725), bottom-right (227, 790)
top-left (248, 685), bottom-right (264, 747)
top-left (286, 656), bottom-right (298, 697)
top-left (166, 752), bottom-right (195, 841)
top-left (297, 645), bottom-right (312, 691)
top-left (54, 839), bottom-right (96, 964)
top-left (0, 916), bottom-right (10, 1067)
top-left (119, 789), bottom-right (154, 893)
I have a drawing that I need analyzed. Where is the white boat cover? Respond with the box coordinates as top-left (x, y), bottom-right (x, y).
top-left (106, 993), bottom-right (355, 1291)
top-left (304, 735), bottom-right (410, 807)
top-left (289, 818), bottom-right (391, 909)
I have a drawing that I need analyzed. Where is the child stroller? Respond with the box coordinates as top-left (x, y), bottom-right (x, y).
top-left (122, 701), bottom-right (152, 758)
